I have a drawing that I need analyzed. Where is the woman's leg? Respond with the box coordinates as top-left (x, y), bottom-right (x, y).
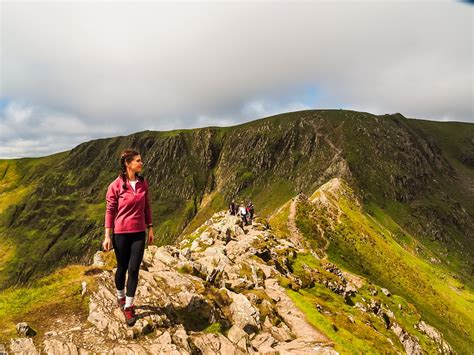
top-left (126, 231), bottom-right (146, 299)
top-left (112, 233), bottom-right (132, 292)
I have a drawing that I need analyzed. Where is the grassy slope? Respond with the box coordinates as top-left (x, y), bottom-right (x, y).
top-left (0, 153), bottom-right (69, 286)
top-left (0, 249), bottom-right (117, 346)
top-left (287, 254), bottom-right (441, 354)
top-left (0, 129), bottom-right (223, 288)
top-left (322, 112), bottom-right (474, 284)
top-left (288, 181), bottom-right (473, 353)
top-left (268, 198), bottom-right (443, 353)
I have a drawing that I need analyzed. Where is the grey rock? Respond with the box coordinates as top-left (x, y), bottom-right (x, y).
top-left (81, 281), bottom-right (87, 296)
top-left (147, 331), bottom-right (186, 354)
top-left (92, 251), bottom-right (105, 267)
top-left (250, 332), bottom-right (279, 352)
top-left (228, 291), bottom-right (260, 334)
top-left (227, 324), bottom-right (248, 345)
top-left (107, 343), bottom-right (148, 355)
top-left (189, 332), bottom-right (245, 355)
top-left (391, 322), bottom-right (422, 355)
top-left (10, 338), bottom-right (38, 354)
top-left (416, 321), bottom-right (453, 354)
top-left (43, 339), bottom-right (83, 355)
top-left (171, 325), bottom-right (192, 353)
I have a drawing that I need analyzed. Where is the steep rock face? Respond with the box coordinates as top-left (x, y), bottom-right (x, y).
top-left (335, 114), bottom-right (473, 256)
top-left (339, 114), bottom-right (452, 202)
top-left (215, 115), bottom-right (353, 196)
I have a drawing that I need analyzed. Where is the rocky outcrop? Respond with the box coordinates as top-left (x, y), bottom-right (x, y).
top-left (7, 212), bottom-right (337, 354)
top-left (416, 321), bottom-right (453, 354)
top-left (391, 322), bottom-right (423, 355)
top-left (4, 207), bottom-right (456, 354)
top-left (9, 338), bottom-right (38, 354)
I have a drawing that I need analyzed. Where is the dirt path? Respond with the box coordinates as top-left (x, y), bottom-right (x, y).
top-left (264, 278), bottom-right (335, 353)
top-left (6, 212), bottom-right (340, 354)
top-left (287, 196), bottom-right (307, 250)
top-left (288, 195), bottom-right (330, 259)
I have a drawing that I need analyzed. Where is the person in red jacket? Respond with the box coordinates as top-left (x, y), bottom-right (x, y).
top-left (102, 149), bottom-right (154, 326)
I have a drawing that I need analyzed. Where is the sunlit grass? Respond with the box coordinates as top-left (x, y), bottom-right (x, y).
top-left (0, 264), bottom-right (104, 343)
top-left (294, 183), bottom-right (474, 353)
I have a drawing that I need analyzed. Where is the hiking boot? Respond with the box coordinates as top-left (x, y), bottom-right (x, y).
top-left (123, 305), bottom-right (136, 326)
top-left (117, 296), bottom-right (126, 310)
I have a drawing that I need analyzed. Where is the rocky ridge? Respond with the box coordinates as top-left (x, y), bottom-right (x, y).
top-left (5, 180), bottom-right (456, 354)
top-left (7, 212), bottom-right (338, 354)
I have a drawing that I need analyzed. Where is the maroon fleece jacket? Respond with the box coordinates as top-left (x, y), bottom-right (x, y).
top-left (105, 176), bottom-right (152, 233)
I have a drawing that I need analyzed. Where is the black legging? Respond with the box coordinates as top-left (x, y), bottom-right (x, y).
top-left (112, 231), bottom-right (146, 297)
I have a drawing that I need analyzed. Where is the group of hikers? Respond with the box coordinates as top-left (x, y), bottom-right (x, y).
top-left (229, 199), bottom-right (255, 225)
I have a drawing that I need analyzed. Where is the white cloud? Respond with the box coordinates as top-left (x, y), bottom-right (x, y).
top-left (0, 1), bottom-right (472, 158)
top-left (0, 100), bottom-right (120, 158)
top-left (241, 99), bottom-right (311, 120)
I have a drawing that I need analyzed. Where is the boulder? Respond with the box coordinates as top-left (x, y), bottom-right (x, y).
top-left (228, 291), bottom-right (260, 334)
top-left (10, 338), bottom-right (38, 354)
top-left (43, 339), bottom-right (83, 355)
top-left (391, 322), bottom-right (422, 355)
top-left (416, 321), bottom-right (453, 354)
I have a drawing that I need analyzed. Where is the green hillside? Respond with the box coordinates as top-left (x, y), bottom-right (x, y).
top-left (0, 109), bottom-right (472, 288)
top-left (0, 109), bottom-right (473, 351)
top-left (286, 178), bottom-right (472, 352)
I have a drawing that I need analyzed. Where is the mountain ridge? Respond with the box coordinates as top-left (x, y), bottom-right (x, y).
top-left (0, 109), bottom-right (472, 289)
top-left (0, 108), bottom-right (473, 351)
top-left (1, 199), bottom-right (460, 353)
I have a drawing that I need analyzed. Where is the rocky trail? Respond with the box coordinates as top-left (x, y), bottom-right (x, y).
top-left (7, 212), bottom-right (338, 354)
top-left (5, 183), bottom-right (456, 355)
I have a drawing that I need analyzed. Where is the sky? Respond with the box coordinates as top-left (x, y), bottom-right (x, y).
top-left (0, 0), bottom-right (472, 159)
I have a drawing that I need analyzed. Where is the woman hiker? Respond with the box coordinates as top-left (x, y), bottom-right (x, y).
top-left (102, 149), bottom-right (154, 326)
top-left (238, 202), bottom-right (248, 225)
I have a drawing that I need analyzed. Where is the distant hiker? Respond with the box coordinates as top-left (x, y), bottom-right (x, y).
top-left (247, 200), bottom-right (254, 224)
top-left (102, 149), bottom-right (154, 327)
top-left (229, 199), bottom-right (237, 215)
top-left (238, 203), bottom-right (249, 225)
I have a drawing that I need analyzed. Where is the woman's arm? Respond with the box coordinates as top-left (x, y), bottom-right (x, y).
top-left (105, 227), bottom-right (113, 239)
top-left (105, 183), bottom-right (118, 237)
top-left (144, 180), bottom-right (153, 227)
top-left (144, 180), bottom-right (154, 244)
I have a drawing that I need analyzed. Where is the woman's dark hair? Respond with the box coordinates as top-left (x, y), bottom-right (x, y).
top-left (120, 149), bottom-right (144, 189)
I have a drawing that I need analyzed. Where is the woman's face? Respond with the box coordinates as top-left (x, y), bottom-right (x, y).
top-left (127, 155), bottom-right (143, 173)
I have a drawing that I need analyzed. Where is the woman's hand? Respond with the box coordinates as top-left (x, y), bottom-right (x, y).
top-left (102, 235), bottom-right (112, 252)
top-left (147, 227), bottom-right (154, 245)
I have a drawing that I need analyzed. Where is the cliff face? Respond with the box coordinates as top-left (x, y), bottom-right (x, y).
top-left (0, 109), bottom-right (472, 291)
